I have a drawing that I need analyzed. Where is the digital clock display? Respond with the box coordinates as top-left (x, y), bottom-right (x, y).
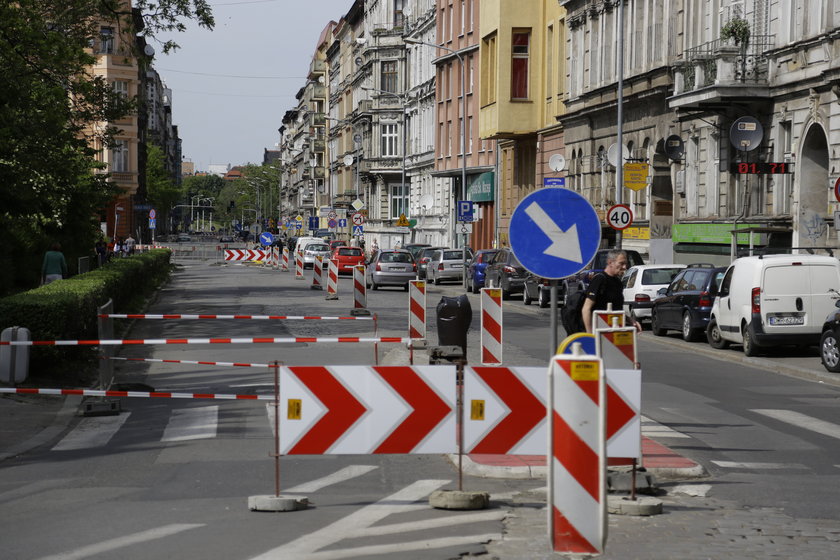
top-left (732, 162), bottom-right (794, 174)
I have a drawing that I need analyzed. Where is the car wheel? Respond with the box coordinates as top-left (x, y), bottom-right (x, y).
top-left (501, 280), bottom-right (512, 300)
top-left (433, 273), bottom-right (441, 285)
top-left (523, 288), bottom-right (533, 305)
top-left (820, 329), bottom-right (840, 372)
top-left (651, 310), bottom-right (667, 336)
top-left (538, 288), bottom-right (549, 308)
top-left (472, 279), bottom-right (480, 294)
top-left (682, 311), bottom-right (701, 342)
top-left (371, 279), bottom-right (378, 290)
top-left (707, 318), bottom-right (729, 349)
top-left (742, 324), bottom-right (759, 356)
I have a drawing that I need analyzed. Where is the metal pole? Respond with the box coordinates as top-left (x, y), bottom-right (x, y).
top-left (550, 280), bottom-right (558, 358)
top-left (616, 0), bottom-right (625, 250)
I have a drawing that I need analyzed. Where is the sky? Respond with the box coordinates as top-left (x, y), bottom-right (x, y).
top-left (157, 0), bottom-right (353, 172)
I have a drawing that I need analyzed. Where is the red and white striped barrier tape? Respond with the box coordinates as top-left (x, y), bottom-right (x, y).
top-left (0, 336), bottom-right (411, 347)
top-left (106, 356), bottom-right (271, 368)
top-left (0, 387), bottom-right (273, 401)
top-left (99, 314), bottom-right (373, 321)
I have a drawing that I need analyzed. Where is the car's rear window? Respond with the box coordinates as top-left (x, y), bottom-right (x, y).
top-left (338, 248), bottom-right (362, 256)
top-left (642, 268), bottom-right (684, 285)
top-left (443, 250), bottom-right (465, 260)
top-left (307, 244), bottom-right (329, 251)
top-left (381, 252), bottom-right (412, 263)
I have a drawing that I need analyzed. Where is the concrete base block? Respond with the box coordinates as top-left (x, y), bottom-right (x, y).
top-left (248, 494), bottom-right (309, 512)
top-left (410, 338), bottom-right (428, 350)
top-left (429, 489), bottom-right (490, 510)
top-left (310, 285), bottom-right (323, 290)
top-left (608, 471), bottom-right (657, 494)
top-left (350, 308), bottom-right (372, 316)
top-left (607, 495), bottom-right (663, 516)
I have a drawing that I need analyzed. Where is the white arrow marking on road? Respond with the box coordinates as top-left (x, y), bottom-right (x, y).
top-left (35, 523), bottom-right (205, 560)
top-left (524, 201), bottom-right (582, 263)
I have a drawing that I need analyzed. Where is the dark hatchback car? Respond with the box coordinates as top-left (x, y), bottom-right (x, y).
top-left (467, 249), bottom-right (499, 293)
top-left (650, 265), bottom-right (726, 342)
top-left (416, 246), bottom-right (446, 279)
top-left (483, 248), bottom-right (527, 299)
top-left (820, 301), bottom-right (840, 372)
top-left (523, 273), bottom-right (565, 308)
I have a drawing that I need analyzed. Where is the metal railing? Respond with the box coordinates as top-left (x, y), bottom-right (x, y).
top-left (683, 34), bottom-right (774, 89)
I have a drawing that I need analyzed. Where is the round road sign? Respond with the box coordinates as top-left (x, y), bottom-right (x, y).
top-left (352, 212), bottom-right (364, 226)
top-left (149, 209), bottom-right (156, 219)
top-left (834, 177), bottom-right (840, 203)
top-left (606, 204), bottom-right (633, 230)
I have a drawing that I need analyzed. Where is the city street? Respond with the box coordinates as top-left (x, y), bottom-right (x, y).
top-left (2, 249), bottom-right (840, 558)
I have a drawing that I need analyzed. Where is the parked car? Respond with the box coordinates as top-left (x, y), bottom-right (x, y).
top-left (707, 254), bottom-right (840, 356)
top-left (330, 246), bottom-right (365, 274)
top-left (404, 243), bottom-right (432, 261)
top-left (427, 248), bottom-right (473, 285)
top-left (176, 233), bottom-right (191, 242)
top-left (651, 265), bottom-right (727, 341)
top-left (219, 235), bottom-right (235, 243)
top-left (301, 241), bottom-right (331, 269)
top-left (366, 250), bottom-right (416, 290)
top-left (483, 248), bottom-right (527, 299)
top-left (563, 249), bottom-right (645, 303)
top-left (820, 301), bottom-right (840, 372)
top-left (467, 249), bottom-right (499, 293)
top-left (293, 236), bottom-right (322, 256)
top-left (622, 264), bottom-right (688, 324)
top-left (416, 246), bottom-right (446, 279)
top-left (522, 274), bottom-right (565, 308)
top-left (329, 239), bottom-right (349, 252)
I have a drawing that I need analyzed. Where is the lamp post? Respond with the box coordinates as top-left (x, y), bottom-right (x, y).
top-left (362, 86), bottom-right (409, 244)
top-left (405, 37), bottom-right (468, 288)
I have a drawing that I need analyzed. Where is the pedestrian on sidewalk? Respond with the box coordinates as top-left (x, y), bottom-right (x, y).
top-left (41, 242), bottom-right (68, 285)
top-left (581, 249), bottom-right (642, 333)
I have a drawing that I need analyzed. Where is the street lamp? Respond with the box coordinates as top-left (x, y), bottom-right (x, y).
top-left (405, 37), bottom-right (468, 288)
top-left (362, 86), bottom-right (409, 238)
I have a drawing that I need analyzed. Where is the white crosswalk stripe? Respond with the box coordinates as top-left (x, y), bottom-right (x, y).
top-left (712, 460), bottom-right (808, 470)
top-left (52, 413), bottom-right (131, 451)
top-left (161, 406), bottom-right (218, 442)
top-left (751, 409), bottom-right (840, 441)
top-left (641, 415), bottom-right (691, 438)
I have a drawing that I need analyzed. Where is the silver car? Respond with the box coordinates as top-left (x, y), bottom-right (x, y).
top-left (302, 242), bottom-right (331, 269)
top-left (427, 249), bottom-right (472, 285)
top-left (366, 250), bottom-right (416, 290)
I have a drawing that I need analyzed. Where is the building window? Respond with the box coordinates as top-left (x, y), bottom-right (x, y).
top-left (511, 30), bottom-right (530, 100)
top-left (99, 27), bottom-right (114, 54)
top-left (390, 183), bottom-right (409, 219)
top-left (381, 60), bottom-right (398, 93)
top-left (480, 33), bottom-right (497, 105)
top-left (111, 140), bottom-right (129, 172)
top-left (394, 0), bottom-right (405, 27)
top-left (460, 0), bottom-right (465, 35)
top-left (381, 123), bottom-right (399, 157)
top-left (112, 80), bottom-right (129, 98)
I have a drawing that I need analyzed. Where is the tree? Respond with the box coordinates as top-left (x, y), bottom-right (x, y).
top-left (0, 1), bottom-right (214, 295)
top-left (146, 144), bottom-right (184, 234)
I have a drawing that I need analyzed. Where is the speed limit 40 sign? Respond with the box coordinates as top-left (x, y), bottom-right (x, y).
top-left (606, 204), bottom-right (633, 230)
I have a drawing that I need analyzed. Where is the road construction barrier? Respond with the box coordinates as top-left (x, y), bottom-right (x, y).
top-left (326, 259), bottom-right (339, 300)
top-left (408, 280), bottom-right (426, 339)
top-left (294, 250), bottom-right (304, 279)
top-left (0, 386), bottom-right (274, 401)
top-left (548, 352), bottom-right (606, 555)
top-left (281, 247), bottom-right (289, 271)
top-left (0, 336), bottom-right (411, 347)
top-left (480, 288), bottom-right (503, 365)
top-left (596, 326), bottom-right (642, 463)
top-left (311, 256), bottom-right (323, 290)
top-left (106, 356), bottom-right (271, 368)
top-left (593, 306), bottom-right (624, 330)
top-left (224, 249), bottom-right (270, 262)
top-left (99, 314), bottom-right (373, 321)
top-left (353, 265), bottom-right (367, 309)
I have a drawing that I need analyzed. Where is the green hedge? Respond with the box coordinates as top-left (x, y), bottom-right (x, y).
top-left (0, 249), bottom-right (171, 381)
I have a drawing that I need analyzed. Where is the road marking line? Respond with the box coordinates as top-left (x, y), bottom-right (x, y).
top-left (640, 415), bottom-right (691, 438)
top-left (298, 534), bottom-right (503, 560)
top-left (248, 479), bottom-right (450, 559)
top-left (161, 406), bottom-right (218, 442)
top-left (284, 465), bottom-right (379, 494)
top-left (51, 413), bottom-right (131, 451)
top-left (34, 523), bottom-right (204, 560)
top-left (712, 460), bottom-right (808, 470)
top-left (751, 409), bottom-right (840, 441)
top-left (357, 510), bottom-right (507, 536)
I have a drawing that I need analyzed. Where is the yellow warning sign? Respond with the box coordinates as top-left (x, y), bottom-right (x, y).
top-left (570, 361), bottom-right (600, 381)
top-left (396, 213), bottom-right (410, 227)
top-left (470, 400), bottom-right (485, 421)
top-left (623, 162), bottom-right (649, 192)
top-left (613, 331), bottom-right (634, 346)
top-left (287, 399), bottom-right (302, 420)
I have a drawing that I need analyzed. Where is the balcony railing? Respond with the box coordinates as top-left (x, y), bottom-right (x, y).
top-left (678, 35), bottom-right (774, 92)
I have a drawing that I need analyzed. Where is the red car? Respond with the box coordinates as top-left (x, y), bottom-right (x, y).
top-left (330, 246), bottom-right (365, 274)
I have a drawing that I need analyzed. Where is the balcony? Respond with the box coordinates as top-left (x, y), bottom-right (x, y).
top-left (669, 35), bottom-right (774, 111)
top-left (313, 167), bottom-right (326, 179)
top-left (312, 139), bottom-right (326, 153)
top-left (311, 84), bottom-right (327, 100)
top-left (308, 58), bottom-right (326, 79)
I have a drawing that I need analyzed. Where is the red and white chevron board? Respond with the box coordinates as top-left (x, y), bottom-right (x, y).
top-left (549, 354), bottom-right (606, 555)
top-left (480, 288), bottom-right (503, 365)
top-left (326, 259), bottom-right (339, 300)
top-left (353, 265), bottom-right (367, 309)
top-left (224, 249), bottom-right (270, 261)
top-left (463, 366), bottom-right (545, 454)
top-left (0, 336), bottom-right (411, 347)
top-left (593, 309), bottom-right (624, 330)
top-left (408, 280), bottom-right (426, 339)
top-left (295, 250), bottom-right (304, 279)
top-left (311, 256), bottom-right (324, 290)
top-left (281, 247), bottom-right (289, 271)
top-left (280, 365), bottom-right (456, 454)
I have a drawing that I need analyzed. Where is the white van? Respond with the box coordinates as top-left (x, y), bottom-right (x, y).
top-left (708, 254), bottom-right (840, 355)
top-left (293, 236), bottom-right (321, 255)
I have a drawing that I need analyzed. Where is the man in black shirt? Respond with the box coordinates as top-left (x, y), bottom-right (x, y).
top-left (582, 249), bottom-right (641, 333)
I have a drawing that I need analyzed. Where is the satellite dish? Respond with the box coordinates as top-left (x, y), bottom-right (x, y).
top-left (355, 56), bottom-right (363, 66)
top-left (664, 134), bottom-right (685, 161)
top-left (343, 154), bottom-right (354, 166)
top-left (548, 154), bottom-right (566, 172)
top-left (607, 143), bottom-right (630, 167)
top-left (143, 44), bottom-right (155, 57)
top-left (419, 194), bottom-right (434, 211)
top-left (729, 116), bottom-right (764, 152)
top-left (403, 5), bottom-right (413, 17)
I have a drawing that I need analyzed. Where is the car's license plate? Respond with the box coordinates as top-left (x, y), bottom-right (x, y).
top-left (769, 314), bottom-right (804, 326)
top-left (451, 263), bottom-right (462, 268)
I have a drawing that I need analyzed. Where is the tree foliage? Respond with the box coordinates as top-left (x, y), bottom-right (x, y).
top-left (145, 144), bottom-right (184, 234)
top-left (0, 0), bottom-right (213, 295)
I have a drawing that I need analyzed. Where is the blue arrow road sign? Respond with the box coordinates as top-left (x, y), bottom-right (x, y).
top-left (338, 218), bottom-right (347, 227)
top-left (259, 231), bottom-right (274, 246)
top-left (509, 188), bottom-right (601, 279)
top-left (308, 216), bottom-right (319, 230)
